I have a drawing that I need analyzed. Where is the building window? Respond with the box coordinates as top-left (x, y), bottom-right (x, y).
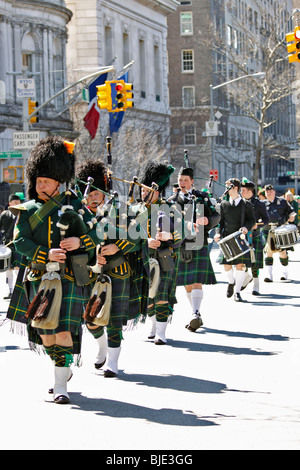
top-left (53, 38), bottom-right (64, 110)
top-left (139, 39), bottom-right (146, 98)
top-left (123, 33), bottom-right (130, 76)
top-left (183, 123), bottom-right (196, 145)
top-left (181, 50), bottom-right (194, 72)
top-left (154, 45), bottom-right (161, 102)
top-left (182, 86), bottom-right (195, 107)
top-left (105, 26), bottom-right (113, 65)
top-left (180, 12), bottom-right (193, 35)
top-left (230, 128), bottom-right (236, 147)
top-left (227, 25), bottom-right (232, 46)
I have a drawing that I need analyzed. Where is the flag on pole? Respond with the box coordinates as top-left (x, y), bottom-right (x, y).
top-left (83, 73), bottom-right (108, 139)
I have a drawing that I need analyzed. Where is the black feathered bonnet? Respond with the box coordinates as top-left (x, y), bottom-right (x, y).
top-left (25, 136), bottom-right (75, 200)
top-left (75, 159), bottom-right (107, 195)
top-left (140, 161), bottom-right (175, 193)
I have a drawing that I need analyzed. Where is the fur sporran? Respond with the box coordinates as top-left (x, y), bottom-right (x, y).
top-left (27, 274), bottom-right (62, 330)
top-left (149, 257), bottom-right (160, 299)
top-left (83, 274), bottom-right (112, 326)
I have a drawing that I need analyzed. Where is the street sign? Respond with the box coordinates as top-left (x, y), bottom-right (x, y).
top-left (209, 169), bottom-right (218, 181)
top-left (0, 151), bottom-right (22, 159)
top-left (205, 120), bottom-right (219, 137)
top-left (16, 79), bottom-right (35, 98)
top-left (82, 88), bottom-right (89, 102)
top-left (13, 131), bottom-right (40, 149)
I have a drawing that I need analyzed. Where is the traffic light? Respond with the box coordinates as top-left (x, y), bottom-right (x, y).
top-left (3, 167), bottom-right (16, 183)
top-left (28, 99), bottom-right (39, 123)
top-left (115, 80), bottom-right (134, 111)
top-left (286, 26), bottom-right (300, 63)
top-left (96, 82), bottom-right (112, 111)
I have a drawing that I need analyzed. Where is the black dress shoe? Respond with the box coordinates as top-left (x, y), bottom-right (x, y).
top-left (54, 395), bottom-right (70, 405)
top-left (3, 292), bottom-right (12, 300)
top-left (234, 293), bottom-right (244, 302)
top-left (104, 369), bottom-right (117, 378)
top-left (154, 339), bottom-right (167, 345)
top-left (252, 290), bottom-right (260, 295)
top-left (94, 359), bottom-right (106, 370)
top-left (264, 277), bottom-right (273, 283)
top-left (226, 283), bottom-right (235, 298)
top-left (185, 312), bottom-right (203, 332)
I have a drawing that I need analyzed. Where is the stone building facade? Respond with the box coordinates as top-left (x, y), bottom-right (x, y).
top-left (0, 0), bottom-right (74, 195)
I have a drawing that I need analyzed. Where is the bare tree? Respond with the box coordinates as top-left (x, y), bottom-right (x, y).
top-left (209, 0), bottom-right (297, 186)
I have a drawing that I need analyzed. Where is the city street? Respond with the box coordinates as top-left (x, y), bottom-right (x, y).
top-left (0, 244), bottom-right (300, 451)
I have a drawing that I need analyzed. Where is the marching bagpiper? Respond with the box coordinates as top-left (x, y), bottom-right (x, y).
top-left (169, 166), bottom-right (220, 331)
top-left (139, 161), bottom-right (182, 345)
top-left (76, 158), bottom-right (149, 377)
top-left (5, 136), bottom-right (100, 404)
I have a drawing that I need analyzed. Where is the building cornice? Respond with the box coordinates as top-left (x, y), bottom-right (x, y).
top-left (104, 0), bottom-right (179, 16)
top-left (11, 0), bottom-right (73, 23)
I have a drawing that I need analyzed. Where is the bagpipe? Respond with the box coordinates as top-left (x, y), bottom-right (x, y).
top-left (82, 136), bottom-right (159, 325)
top-left (26, 141), bottom-right (98, 329)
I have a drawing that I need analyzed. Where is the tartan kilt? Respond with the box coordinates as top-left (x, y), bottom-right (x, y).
top-left (151, 250), bottom-right (180, 306)
top-left (251, 231), bottom-right (265, 269)
top-left (11, 249), bottom-right (21, 268)
top-left (106, 264), bottom-right (131, 328)
top-left (127, 252), bottom-right (149, 320)
top-left (216, 249), bottom-right (252, 266)
top-left (6, 263), bottom-right (88, 356)
top-left (176, 245), bottom-right (217, 286)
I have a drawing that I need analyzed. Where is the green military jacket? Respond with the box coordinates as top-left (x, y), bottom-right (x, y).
top-left (11, 192), bottom-right (99, 282)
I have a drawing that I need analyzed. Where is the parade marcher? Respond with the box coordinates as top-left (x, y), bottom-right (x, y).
top-left (262, 184), bottom-right (296, 282)
top-left (169, 167), bottom-right (220, 331)
top-left (240, 178), bottom-right (269, 295)
top-left (258, 189), bottom-right (266, 201)
top-left (214, 178), bottom-right (256, 302)
top-left (284, 190), bottom-right (299, 229)
top-left (0, 194), bottom-right (22, 299)
top-left (139, 161), bottom-right (182, 345)
top-left (76, 158), bottom-right (149, 377)
top-left (5, 137), bottom-right (100, 404)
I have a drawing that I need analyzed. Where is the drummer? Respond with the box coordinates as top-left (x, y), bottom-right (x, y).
top-left (262, 184), bottom-right (296, 282)
top-left (0, 194), bottom-right (22, 299)
top-left (240, 178), bottom-right (269, 295)
top-left (214, 178), bottom-right (256, 302)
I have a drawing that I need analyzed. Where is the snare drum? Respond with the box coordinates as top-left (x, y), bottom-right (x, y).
top-left (219, 231), bottom-right (250, 262)
top-left (0, 245), bottom-right (12, 272)
top-left (274, 224), bottom-right (299, 250)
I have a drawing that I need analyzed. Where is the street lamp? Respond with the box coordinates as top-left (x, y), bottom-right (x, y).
top-left (209, 72), bottom-right (265, 176)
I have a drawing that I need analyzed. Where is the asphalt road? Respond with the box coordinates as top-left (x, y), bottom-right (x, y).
top-left (0, 244), bottom-right (300, 451)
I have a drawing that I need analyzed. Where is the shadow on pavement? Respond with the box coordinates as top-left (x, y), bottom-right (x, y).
top-left (69, 393), bottom-right (220, 427)
top-left (166, 338), bottom-right (277, 356)
top-left (200, 327), bottom-right (290, 342)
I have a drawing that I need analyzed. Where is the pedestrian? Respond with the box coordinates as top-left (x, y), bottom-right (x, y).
top-left (0, 193), bottom-right (22, 299)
